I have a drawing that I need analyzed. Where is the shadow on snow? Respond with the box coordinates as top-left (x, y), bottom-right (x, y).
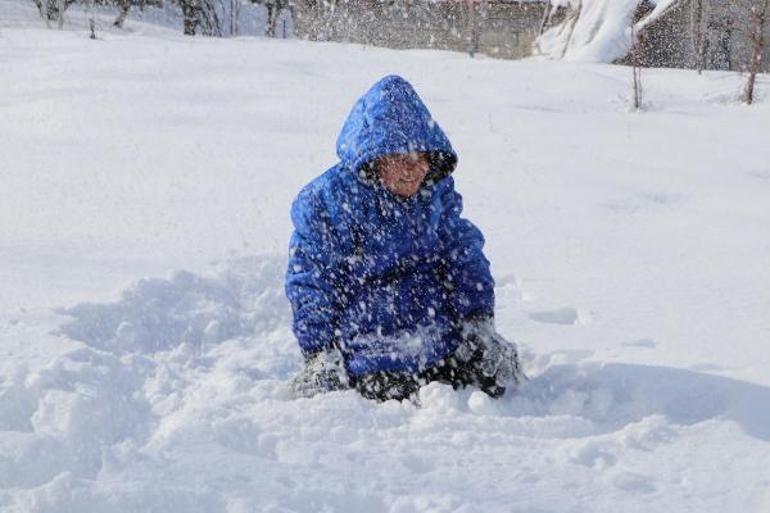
top-left (516, 362), bottom-right (770, 442)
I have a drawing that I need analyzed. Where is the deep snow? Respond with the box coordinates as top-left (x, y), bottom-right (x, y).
top-left (2, 1), bottom-right (770, 511)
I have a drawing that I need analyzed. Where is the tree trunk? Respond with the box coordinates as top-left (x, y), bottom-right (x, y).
top-left (745, 0), bottom-right (768, 105)
top-left (204, 3), bottom-right (222, 37)
top-left (691, 0), bottom-right (706, 73)
top-left (33, 0), bottom-right (52, 27)
top-left (182, 3), bottom-right (199, 35)
top-left (466, 0), bottom-right (479, 57)
top-left (56, 0), bottom-right (66, 28)
top-left (38, 0), bottom-right (67, 24)
top-left (230, 0), bottom-right (239, 36)
top-left (113, 4), bottom-right (130, 28)
top-left (266, 4), bottom-right (277, 37)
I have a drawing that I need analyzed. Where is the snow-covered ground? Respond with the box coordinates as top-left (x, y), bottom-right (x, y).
top-left (2, 1), bottom-right (770, 511)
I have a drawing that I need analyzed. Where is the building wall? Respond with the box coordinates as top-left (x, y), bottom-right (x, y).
top-left (479, 2), bottom-right (548, 59)
top-left (289, 0), bottom-right (551, 60)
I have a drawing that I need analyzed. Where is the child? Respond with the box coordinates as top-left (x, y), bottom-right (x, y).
top-left (285, 75), bottom-right (522, 401)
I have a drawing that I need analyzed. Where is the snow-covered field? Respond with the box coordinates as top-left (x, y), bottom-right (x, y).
top-left (2, 1), bottom-right (770, 511)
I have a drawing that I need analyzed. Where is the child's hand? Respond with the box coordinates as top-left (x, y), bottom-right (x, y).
top-left (290, 347), bottom-right (350, 398)
top-left (460, 317), bottom-right (525, 392)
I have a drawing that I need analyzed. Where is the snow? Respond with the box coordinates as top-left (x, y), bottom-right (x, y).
top-left (2, 0), bottom-right (770, 511)
top-left (0, 0), bottom-right (284, 36)
top-left (537, 0), bottom-right (682, 63)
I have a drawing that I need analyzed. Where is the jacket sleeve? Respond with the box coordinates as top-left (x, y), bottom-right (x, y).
top-left (437, 178), bottom-right (495, 321)
top-left (285, 188), bottom-right (343, 358)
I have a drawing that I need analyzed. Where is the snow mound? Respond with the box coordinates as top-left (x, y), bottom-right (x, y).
top-left (58, 256), bottom-right (290, 354)
top-left (2, 256), bottom-right (770, 511)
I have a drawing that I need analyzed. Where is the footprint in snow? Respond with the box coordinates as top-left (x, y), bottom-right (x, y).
top-left (623, 338), bottom-right (657, 349)
top-left (612, 472), bottom-right (657, 494)
top-left (748, 169), bottom-right (770, 181)
top-left (528, 307), bottom-right (590, 326)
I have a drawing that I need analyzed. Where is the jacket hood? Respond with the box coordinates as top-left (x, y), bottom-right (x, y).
top-left (336, 75), bottom-right (457, 181)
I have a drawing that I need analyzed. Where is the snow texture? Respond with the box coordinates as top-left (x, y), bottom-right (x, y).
top-left (1, 0), bottom-right (770, 511)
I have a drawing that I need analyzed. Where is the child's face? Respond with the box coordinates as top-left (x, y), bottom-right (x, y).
top-left (375, 152), bottom-right (431, 198)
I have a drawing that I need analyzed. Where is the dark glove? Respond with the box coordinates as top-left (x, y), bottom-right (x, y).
top-left (459, 317), bottom-right (525, 393)
top-left (353, 370), bottom-right (421, 402)
top-left (290, 347), bottom-right (350, 398)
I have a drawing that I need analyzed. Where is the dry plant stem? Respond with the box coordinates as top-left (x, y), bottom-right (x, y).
top-left (631, 19), bottom-right (643, 110)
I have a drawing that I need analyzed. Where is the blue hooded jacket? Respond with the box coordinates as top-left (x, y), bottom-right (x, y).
top-left (285, 75), bottom-right (494, 378)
